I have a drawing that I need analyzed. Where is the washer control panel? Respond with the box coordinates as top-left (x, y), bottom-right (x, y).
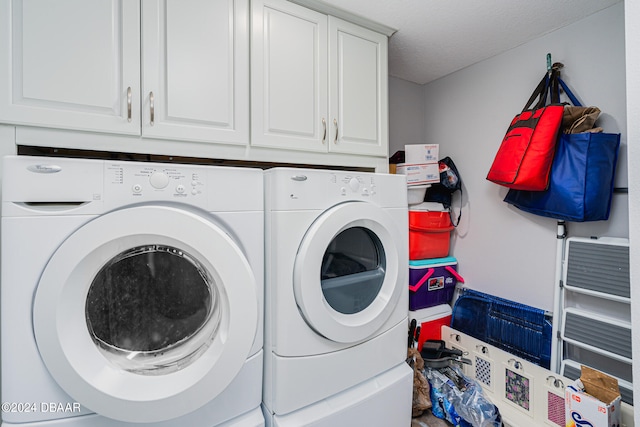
top-left (105, 162), bottom-right (205, 202)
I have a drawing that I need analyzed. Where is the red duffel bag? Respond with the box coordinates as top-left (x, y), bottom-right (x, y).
top-left (486, 70), bottom-right (564, 191)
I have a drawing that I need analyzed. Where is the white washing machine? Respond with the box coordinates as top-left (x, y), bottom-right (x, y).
top-left (262, 168), bottom-right (413, 426)
top-left (0, 155), bottom-right (265, 427)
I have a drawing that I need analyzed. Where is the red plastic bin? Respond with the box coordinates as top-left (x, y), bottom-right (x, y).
top-left (409, 305), bottom-right (453, 351)
top-left (409, 210), bottom-right (454, 260)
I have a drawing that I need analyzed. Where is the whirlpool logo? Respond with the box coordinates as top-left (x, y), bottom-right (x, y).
top-left (27, 164), bottom-right (62, 174)
top-left (570, 411), bottom-right (594, 427)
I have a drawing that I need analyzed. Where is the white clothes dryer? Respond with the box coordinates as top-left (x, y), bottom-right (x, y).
top-left (262, 168), bottom-right (413, 426)
top-left (1, 156), bottom-right (265, 427)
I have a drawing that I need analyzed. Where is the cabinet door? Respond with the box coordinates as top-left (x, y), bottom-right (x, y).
top-left (251, 0), bottom-right (328, 151)
top-left (0, 0), bottom-right (141, 134)
top-left (142, 0), bottom-right (249, 145)
top-left (328, 17), bottom-right (388, 157)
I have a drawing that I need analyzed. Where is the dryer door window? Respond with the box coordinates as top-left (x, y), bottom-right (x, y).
top-left (86, 244), bottom-right (220, 374)
top-left (294, 201), bottom-right (406, 343)
top-left (321, 227), bottom-right (386, 315)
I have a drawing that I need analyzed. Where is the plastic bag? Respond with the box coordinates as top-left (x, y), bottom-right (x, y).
top-left (407, 348), bottom-right (432, 417)
top-left (424, 157), bottom-right (463, 227)
top-left (425, 365), bottom-right (502, 427)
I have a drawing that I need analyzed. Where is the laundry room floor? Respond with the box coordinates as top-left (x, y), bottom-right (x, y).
top-left (411, 411), bottom-right (454, 427)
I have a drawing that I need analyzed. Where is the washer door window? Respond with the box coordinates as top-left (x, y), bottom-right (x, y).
top-left (294, 202), bottom-right (403, 343)
top-left (86, 244), bottom-right (220, 375)
top-left (33, 205), bottom-right (258, 423)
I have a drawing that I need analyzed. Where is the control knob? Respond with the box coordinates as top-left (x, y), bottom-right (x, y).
top-left (149, 172), bottom-right (169, 189)
top-left (349, 177), bottom-right (360, 192)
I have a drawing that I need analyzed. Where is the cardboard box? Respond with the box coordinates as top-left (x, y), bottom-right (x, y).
top-left (565, 365), bottom-right (621, 427)
top-left (396, 163), bottom-right (439, 185)
top-left (405, 144), bottom-right (439, 164)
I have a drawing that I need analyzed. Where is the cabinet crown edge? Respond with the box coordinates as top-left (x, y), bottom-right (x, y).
top-left (286, 0), bottom-right (396, 36)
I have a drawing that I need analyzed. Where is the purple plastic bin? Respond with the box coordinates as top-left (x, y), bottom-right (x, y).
top-left (408, 257), bottom-right (464, 311)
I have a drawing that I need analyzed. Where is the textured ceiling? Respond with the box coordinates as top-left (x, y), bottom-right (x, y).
top-left (320, 0), bottom-right (622, 84)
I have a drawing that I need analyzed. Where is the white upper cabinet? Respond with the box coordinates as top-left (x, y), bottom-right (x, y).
top-left (0, 0), bottom-right (249, 145)
top-left (251, 0), bottom-right (388, 156)
top-left (141, 0), bottom-right (249, 144)
top-left (251, 0), bottom-right (328, 152)
top-left (328, 17), bottom-right (388, 156)
top-left (0, 0), bottom-right (141, 135)
top-left (1, 0), bottom-right (387, 164)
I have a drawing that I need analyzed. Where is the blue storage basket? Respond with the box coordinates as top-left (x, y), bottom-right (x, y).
top-left (451, 288), bottom-right (552, 369)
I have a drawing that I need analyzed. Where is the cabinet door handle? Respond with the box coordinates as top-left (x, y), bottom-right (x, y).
top-left (126, 87), bottom-right (132, 122)
top-left (333, 119), bottom-right (338, 144)
top-left (149, 92), bottom-right (155, 126)
top-left (322, 118), bottom-right (326, 144)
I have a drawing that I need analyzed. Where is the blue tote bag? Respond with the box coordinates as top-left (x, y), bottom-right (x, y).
top-left (503, 131), bottom-right (620, 222)
top-left (503, 75), bottom-right (621, 222)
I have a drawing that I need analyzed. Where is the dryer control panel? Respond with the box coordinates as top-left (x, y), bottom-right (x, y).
top-left (333, 174), bottom-right (377, 197)
top-left (266, 168), bottom-right (407, 211)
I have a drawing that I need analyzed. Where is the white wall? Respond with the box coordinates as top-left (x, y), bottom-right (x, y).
top-left (402, 3), bottom-right (627, 312)
top-left (388, 77), bottom-right (426, 155)
top-left (623, 0), bottom-right (640, 422)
